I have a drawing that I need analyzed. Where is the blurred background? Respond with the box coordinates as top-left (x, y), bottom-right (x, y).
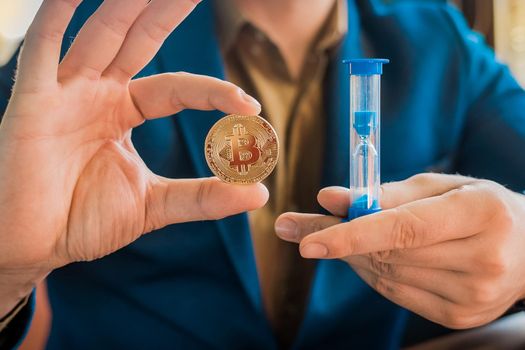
top-left (0, 0), bottom-right (524, 349)
top-left (1, 0), bottom-right (525, 86)
top-left (0, 0), bottom-right (42, 65)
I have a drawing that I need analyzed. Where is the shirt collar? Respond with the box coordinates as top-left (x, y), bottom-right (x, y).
top-left (318, 0), bottom-right (348, 53)
top-left (212, 0), bottom-right (248, 54)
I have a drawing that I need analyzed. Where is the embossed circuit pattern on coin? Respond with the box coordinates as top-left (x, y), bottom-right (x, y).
top-left (205, 115), bottom-right (279, 184)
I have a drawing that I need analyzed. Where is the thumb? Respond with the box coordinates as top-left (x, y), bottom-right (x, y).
top-left (317, 173), bottom-right (475, 217)
top-left (145, 177), bottom-right (268, 231)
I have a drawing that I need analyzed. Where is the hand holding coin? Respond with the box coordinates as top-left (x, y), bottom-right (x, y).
top-left (0, 0), bottom-right (271, 318)
top-left (205, 115), bottom-right (279, 184)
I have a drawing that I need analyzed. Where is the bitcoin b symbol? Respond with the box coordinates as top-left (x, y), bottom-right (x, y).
top-left (204, 115), bottom-right (279, 184)
top-left (226, 124), bottom-right (261, 174)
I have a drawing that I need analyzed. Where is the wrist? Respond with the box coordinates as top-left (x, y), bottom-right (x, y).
top-left (0, 268), bottom-right (46, 318)
top-left (0, 289), bottom-right (30, 320)
top-left (520, 289), bottom-right (525, 303)
top-left (0, 285), bottom-right (32, 319)
top-left (0, 296), bottom-right (28, 324)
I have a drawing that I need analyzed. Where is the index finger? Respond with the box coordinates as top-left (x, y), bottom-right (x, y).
top-left (316, 173), bottom-right (475, 218)
top-left (104, 0), bottom-right (201, 81)
top-left (300, 183), bottom-right (494, 259)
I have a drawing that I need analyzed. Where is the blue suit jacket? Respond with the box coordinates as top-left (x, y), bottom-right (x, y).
top-left (1, 0), bottom-right (525, 349)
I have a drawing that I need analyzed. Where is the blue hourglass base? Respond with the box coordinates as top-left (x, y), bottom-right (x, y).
top-left (346, 195), bottom-right (381, 221)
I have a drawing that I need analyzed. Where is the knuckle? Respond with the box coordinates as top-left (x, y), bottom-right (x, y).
top-left (484, 252), bottom-right (508, 277)
top-left (227, 87), bottom-right (243, 102)
top-left (441, 309), bottom-right (479, 329)
top-left (478, 181), bottom-right (507, 207)
top-left (222, 82), bottom-right (242, 98)
top-left (470, 282), bottom-right (499, 305)
top-left (471, 246), bottom-right (508, 277)
top-left (196, 179), bottom-right (215, 219)
top-left (343, 232), bottom-right (360, 255)
top-left (27, 27), bottom-right (63, 44)
top-left (222, 80), bottom-right (239, 91)
top-left (446, 184), bottom-right (472, 202)
top-left (369, 256), bottom-right (398, 278)
top-left (138, 19), bottom-right (172, 44)
top-left (95, 15), bottom-right (130, 38)
top-left (490, 197), bottom-right (515, 231)
top-left (167, 74), bottom-right (191, 110)
top-left (144, 181), bottom-right (165, 233)
top-left (379, 182), bottom-right (398, 209)
top-left (497, 208), bottom-right (515, 233)
top-left (390, 209), bottom-right (419, 249)
top-left (379, 183), bottom-right (386, 194)
top-left (438, 305), bottom-right (490, 330)
top-left (206, 80), bottom-right (241, 104)
top-left (476, 179), bottom-right (501, 190)
top-left (466, 181), bottom-right (514, 230)
top-left (371, 249), bottom-right (394, 262)
top-left (306, 220), bottom-right (326, 235)
top-left (409, 173), bottom-right (434, 186)
top-left (373, 276), bottom-right (397, 296)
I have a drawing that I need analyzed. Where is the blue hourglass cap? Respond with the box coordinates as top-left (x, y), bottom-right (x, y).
top-left (343, 58), bottom-right (390, 75)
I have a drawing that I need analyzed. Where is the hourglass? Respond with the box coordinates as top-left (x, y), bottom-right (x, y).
top-left (343, 59), bottom-right (389, 220)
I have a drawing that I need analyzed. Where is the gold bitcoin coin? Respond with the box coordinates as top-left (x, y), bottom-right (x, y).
top-left (204, 115), bottom-right (279, 184)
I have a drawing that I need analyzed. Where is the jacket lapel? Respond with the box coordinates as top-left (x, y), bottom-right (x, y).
top-left (322, 0), bottom-right (365, 189)
top-left (295, 0), bottom-right (365, 347)
top-left (156, 2), bottom-right (264, 314)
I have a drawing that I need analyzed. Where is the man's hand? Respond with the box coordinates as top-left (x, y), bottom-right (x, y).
top-left (275, 173), bottom-right (525, 329)
top-left (0, 0), bottom-right (268, 317)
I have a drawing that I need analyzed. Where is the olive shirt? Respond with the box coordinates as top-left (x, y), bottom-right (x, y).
top-left (214, 0), bottom-right (347, 344)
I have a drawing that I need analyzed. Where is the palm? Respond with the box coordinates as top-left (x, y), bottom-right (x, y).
top-left (0, 0), bottom-right (266, 275)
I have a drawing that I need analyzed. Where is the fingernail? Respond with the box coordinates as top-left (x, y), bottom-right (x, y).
top-left (301, 243), bottom-right (328, 258)
top-left (275, 218), bottom-right (297, 240)
top-left (321, 186), bottom-right (349, 193)
top-left (240, 90), bottom-right (261, 108)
